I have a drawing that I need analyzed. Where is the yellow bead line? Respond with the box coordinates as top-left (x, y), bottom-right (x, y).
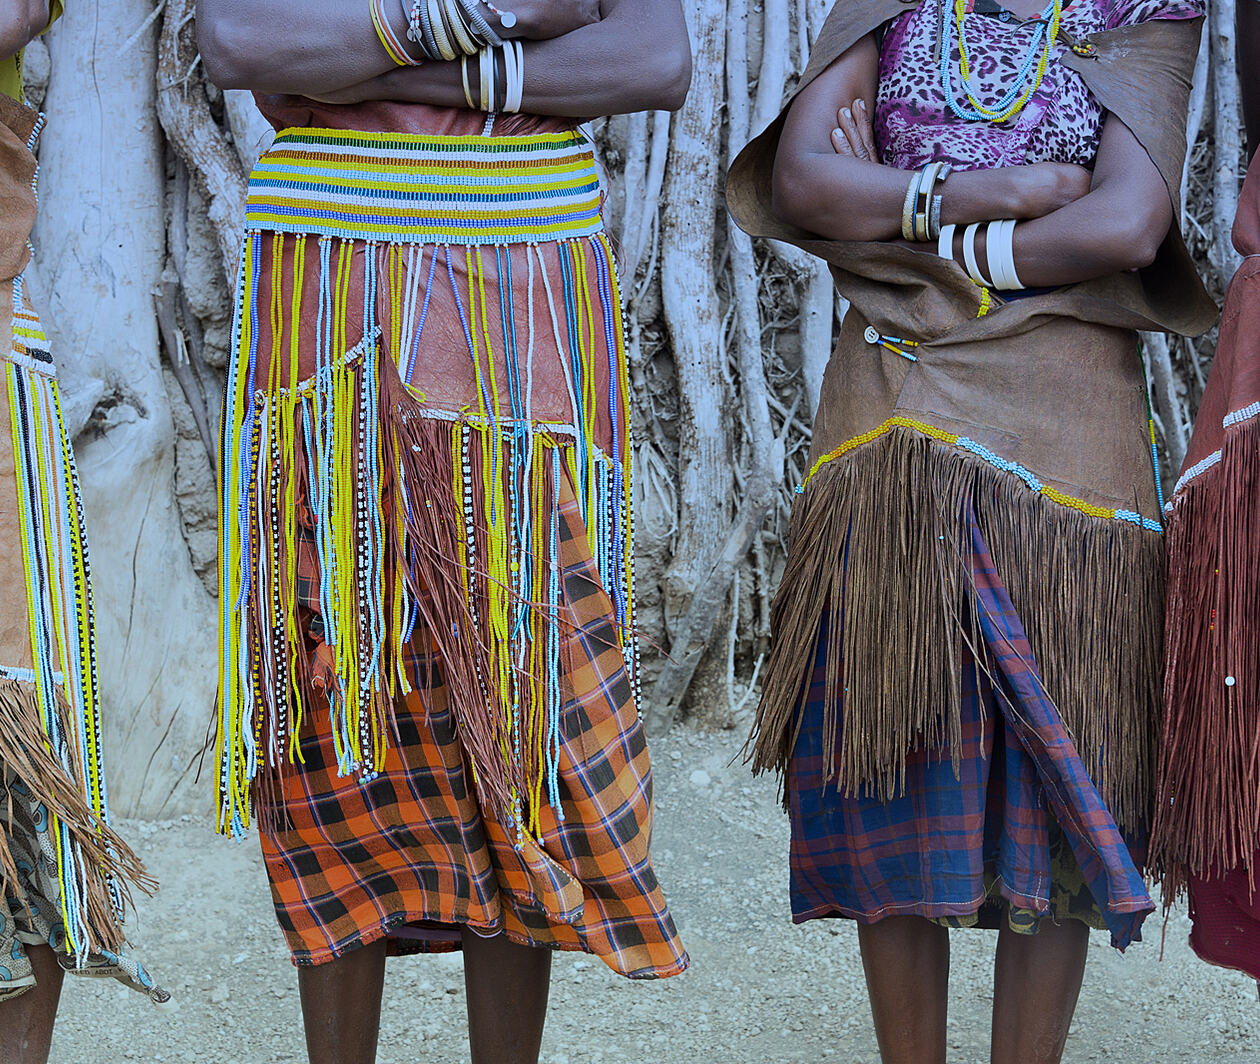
top-left (798, 415), bottom-right (1162, 532)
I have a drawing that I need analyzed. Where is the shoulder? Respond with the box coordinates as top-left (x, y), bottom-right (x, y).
top-left (1097, 0), bottom-right (1204, 32)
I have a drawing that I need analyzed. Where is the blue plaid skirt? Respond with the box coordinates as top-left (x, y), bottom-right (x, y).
top-left (787, 516), bottom-right (1154, 949)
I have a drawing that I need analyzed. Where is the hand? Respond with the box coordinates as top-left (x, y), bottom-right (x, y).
top-left (1007, 160), bottom-right (1093, 219)
top-left (830, 98), bottom-right (878, 162)
top-left (490, 0), bottom-right (600, 41)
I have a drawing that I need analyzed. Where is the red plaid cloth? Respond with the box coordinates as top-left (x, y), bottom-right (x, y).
top-left (259, 474), bottom-right (686, 978)
top-left (788, 510), bottom-right (1154, 949)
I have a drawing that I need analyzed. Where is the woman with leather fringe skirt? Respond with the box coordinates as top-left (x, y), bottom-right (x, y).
top-left (728, 0), bottom-right (1215, 1060)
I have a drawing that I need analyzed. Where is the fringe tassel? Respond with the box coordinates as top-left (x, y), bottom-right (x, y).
top-left (748, 425), bottom-right (1164, 836)
top-left (1153, 413), bottom-right (1260, 895)
top-left (217, 233), bottom-right (637, 842)
top-left (0, 680), bottom-right (152, 956)
top-left (3, 293), bottom-right (150, 960)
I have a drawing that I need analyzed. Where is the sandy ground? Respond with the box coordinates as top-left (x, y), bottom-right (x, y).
top-left (46, 724), bottom-right (1260, 1064)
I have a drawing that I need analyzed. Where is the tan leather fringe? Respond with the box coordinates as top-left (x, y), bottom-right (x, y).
top-left (748, 426), bottom-right (1164, 836)
top-left (1153, 416), bottom-right (1260, 897)
top-left (0, 679), bottom-right (154, 953)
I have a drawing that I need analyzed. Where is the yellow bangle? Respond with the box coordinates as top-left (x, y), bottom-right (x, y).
top-left (369, 0), bottom-right (421, 66)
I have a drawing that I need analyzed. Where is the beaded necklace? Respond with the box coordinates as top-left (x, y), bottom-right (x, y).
top-left (938, 0), bottom-right (1063, 124)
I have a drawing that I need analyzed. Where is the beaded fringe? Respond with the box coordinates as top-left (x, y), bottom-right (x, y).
top-left (217, 232), bottom-right (638, 842)
top-left (747, 425), bottom-right (1164, 838)
top-left (1152, 410), bottom-right (1260, 897)
top-left (2, 284), bottom-right (150, 962)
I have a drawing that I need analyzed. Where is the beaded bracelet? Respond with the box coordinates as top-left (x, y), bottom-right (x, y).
top-left (406, 0), bottom-right (515, 60)
top-left (456, 0), bottom-right (504, 47)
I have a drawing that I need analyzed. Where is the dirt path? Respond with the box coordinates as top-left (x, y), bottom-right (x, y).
top-left (48, 725), bottom-right (1260, 1063)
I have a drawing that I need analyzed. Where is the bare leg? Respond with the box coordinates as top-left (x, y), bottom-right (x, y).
top-left (991, 918), bottom-right (1088, 1064)
top-left (0, 945), bottom-right (65, 1064)
top-left (297, 937), bottom-right (387, 1064)
top-left (462, 929), bottom-right (551, 1064)
top-left (857, 916), bottom-right (950, 1064)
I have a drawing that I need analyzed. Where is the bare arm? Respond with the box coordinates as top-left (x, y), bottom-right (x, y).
top-left (996, 115), bottom-right (1173, 285)
top-left (1241, 0), bottom-right (1260, 159)
top-left (197, 0), bottom-right (599, 92)
top-left (771, 36), bottom-right (1093, 242)
top-left (0, 0), bottom-right (50, 64)
top-left (776, 34), bottom-right (1173, 284)
top-left (197, 0), bottom-right (691, 115)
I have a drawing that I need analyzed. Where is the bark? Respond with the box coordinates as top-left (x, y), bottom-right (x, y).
top-left (30, 0), bottom-right (216, 816)
top-left (652, 0), bottom-right (735, 722)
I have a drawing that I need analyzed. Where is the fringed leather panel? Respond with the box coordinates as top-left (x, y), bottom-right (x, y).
top-left (749, 425), bottom-right (1164, 838)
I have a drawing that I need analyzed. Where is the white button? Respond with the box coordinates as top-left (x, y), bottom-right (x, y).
top-left (1225, 675), bottom-right (1237, 687)
top-left (864, 326), bottom-right (880, 344)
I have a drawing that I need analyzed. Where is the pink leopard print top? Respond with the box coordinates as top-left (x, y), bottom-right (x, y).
top-left (874, 0), bottom-right (1203, 171)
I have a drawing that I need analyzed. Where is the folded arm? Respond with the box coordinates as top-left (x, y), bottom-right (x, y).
top-left (0, 0), bottom-right (50, 64)
top-left (197, 0), bottom-right (691, 115)
top-left (772, 33), bottom-right (1172, 284)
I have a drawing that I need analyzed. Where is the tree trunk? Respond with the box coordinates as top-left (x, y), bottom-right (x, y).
top-left (30, 0), bottom-right (217, 816)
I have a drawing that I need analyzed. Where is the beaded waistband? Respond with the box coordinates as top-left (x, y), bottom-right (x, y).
top-left (245, 128), bottom-right (605, 246)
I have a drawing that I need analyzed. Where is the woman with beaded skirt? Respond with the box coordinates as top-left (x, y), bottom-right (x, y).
top-left (195, 2), bottom-right (690, 1061)
top-left (0, 3), bottom-right (167, 1060)
top-left (728, 0), bottom-right (1214, 1061)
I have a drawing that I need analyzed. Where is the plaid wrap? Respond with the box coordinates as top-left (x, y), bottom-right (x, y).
top-left (788, 513), bottom-right (1153, 949)
top-left (260, 473), bottom-right (686, 978)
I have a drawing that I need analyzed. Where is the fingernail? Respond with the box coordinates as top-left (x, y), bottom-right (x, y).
top-left (841, 108), bottom-right (851, 119)
top-left (857, 99), bottom-right (866, 110)
top-left (832, 128), bottom-right (843, 139)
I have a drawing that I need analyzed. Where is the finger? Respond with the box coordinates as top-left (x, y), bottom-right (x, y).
top-left (854, 99), bottom-right (878, 161)
top-left (837, 107), bottom-right (870, 161)
top-left (830, 126), bottom-right (857, 157)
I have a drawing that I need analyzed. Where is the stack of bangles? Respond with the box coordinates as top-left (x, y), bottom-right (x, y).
top-left (937, 219), bottom-right (1025, 290)
top-left (901, 161), bottom-right (953, 242)
top-left (368, 0), bottom-right (526, 112)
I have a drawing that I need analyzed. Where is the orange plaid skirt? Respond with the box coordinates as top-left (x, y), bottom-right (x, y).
top-left (259, 474), bottom-right (686, 978)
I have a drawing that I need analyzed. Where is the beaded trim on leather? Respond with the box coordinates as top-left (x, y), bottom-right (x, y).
top-left (801, 414), bottom-right (1164, 533)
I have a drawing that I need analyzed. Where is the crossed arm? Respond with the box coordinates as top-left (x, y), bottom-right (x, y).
top-left (0, 0), bottom-right (49, 63)
top-left (196, 0), bottom-right (692, 116)
top-left (771, 33), bottom-right (1173, 287)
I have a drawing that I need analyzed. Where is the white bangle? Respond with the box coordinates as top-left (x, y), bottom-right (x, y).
top-left (503, 40), bottom-right (524, 113)
top-left (938, 223), bottom-right (957, 262)
top-left (461, 54), bottom-right (475, 109)
top-left (1003, 219), bottom-right (1024, 289)
top-left (962, 223), bottom-right (991, 287)
top-left (986, 219), bottom-right (1024, 290)
top-left (479, 45), bottom-right (496, 110)
top-left (985, 220), bottom-right (1008, 289)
